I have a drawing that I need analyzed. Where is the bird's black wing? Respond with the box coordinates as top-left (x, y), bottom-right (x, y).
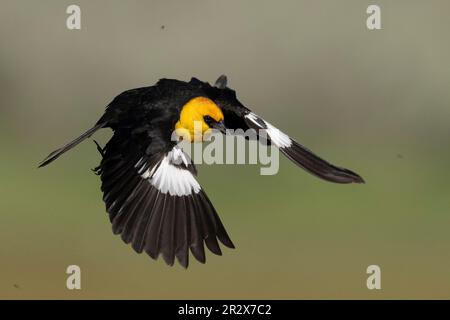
top-left (97, 131), bottom-right (234, 268)
top-left (219, 103), bottom-right (364, 184)
top-left (38, 87), bottom-right (153, 168)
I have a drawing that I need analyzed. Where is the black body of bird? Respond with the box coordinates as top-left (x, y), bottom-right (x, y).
top-left (39, 75), bottom-right (364, 268)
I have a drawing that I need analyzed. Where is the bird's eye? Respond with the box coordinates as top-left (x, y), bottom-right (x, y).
top-left (203, 115), bottom-right (215, 126)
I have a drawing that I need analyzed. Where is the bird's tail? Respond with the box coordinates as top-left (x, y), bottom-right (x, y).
top-left (38, 122), bottom-right (106, 168)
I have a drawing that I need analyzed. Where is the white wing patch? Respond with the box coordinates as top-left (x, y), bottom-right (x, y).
top-left (138, 147), bottom-right (201, 196)
top-left (245, 112), bottom-right (292, 148)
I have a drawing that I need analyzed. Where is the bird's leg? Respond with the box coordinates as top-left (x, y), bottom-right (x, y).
top-left (93, 139), bottom-right (105, 157)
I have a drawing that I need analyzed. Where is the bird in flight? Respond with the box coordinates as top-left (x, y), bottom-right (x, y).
top-left (39, 75), bottom-right (364, 268)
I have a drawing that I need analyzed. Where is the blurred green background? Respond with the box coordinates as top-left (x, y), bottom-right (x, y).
top-left (1, 0), bottom-right (450, 299)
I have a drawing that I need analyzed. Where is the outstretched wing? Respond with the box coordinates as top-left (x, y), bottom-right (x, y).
top-left (219, 102), bottom-right (364, 184)
top-left (97, 133), bottom-right (234, 268)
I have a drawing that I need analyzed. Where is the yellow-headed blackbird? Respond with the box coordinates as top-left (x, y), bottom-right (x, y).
top-left (39, 75), bottom-right (363, 268)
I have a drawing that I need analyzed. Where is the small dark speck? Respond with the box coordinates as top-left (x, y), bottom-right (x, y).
top-left (396, 154), bottom-right (404, 159)
top-left (13, 284), bottom-right (20, 289)
top-left (161, 25), bottom-right (165, 30)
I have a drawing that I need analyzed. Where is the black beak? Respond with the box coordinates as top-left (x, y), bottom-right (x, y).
top-left (210, 120), bottom-right (227, 134)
